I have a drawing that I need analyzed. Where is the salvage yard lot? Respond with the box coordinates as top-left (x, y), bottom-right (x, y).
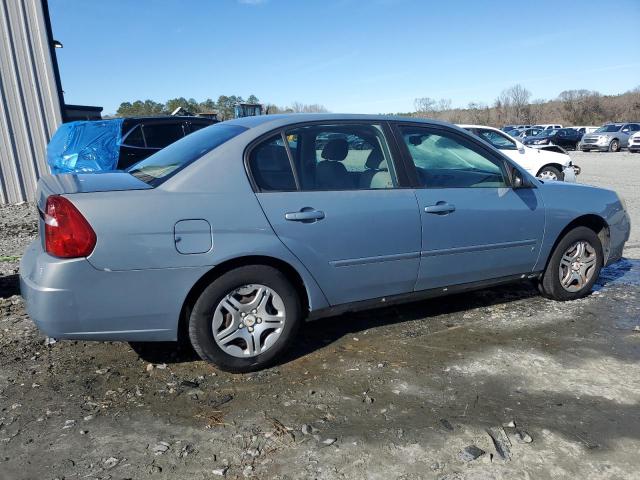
top-left (1, 151), bottom-right (639, 480)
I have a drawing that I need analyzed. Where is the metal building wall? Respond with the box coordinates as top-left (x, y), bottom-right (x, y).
top-left (0, 0), bottom-right (63, 205)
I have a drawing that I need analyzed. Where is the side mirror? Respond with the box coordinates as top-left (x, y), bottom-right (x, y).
top-left (516, 141), bottom-right (525, 153)
top-left (512, 168), bottom-right (531, 189)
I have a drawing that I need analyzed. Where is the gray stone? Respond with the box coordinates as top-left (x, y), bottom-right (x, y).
top-left (458, 445), bottom-right (485, 462)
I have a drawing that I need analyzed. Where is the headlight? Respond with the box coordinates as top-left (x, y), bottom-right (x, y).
top-left (598, 135), bottom-right (610, 142)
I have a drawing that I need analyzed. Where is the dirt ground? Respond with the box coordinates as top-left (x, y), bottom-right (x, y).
top-left (1, 151), bottom-right (639, 480)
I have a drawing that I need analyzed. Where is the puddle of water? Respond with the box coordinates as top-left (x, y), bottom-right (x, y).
top-left (594, 258), bottom-right (640, 290)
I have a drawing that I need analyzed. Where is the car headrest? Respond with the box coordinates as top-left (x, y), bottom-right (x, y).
top-left (365, 148), bottom-right (384, 170)
top-left (321, 139), bottom-right (348, 161)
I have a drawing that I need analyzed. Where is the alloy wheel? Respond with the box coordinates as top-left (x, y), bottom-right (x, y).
top-left (558, 240), bottom-right (597, 292)
top-left (212, 284), bottom-right (286, 357)
top-left (537, 169), bottom-right (558, 181)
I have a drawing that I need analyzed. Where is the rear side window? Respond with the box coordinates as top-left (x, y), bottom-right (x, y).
top-left (143, 123), bottom-right (185, 148)
top-left (249, 135), bottom-right (296, 191)
top-left (128, 124), bottom-right (246, 186)
top-left (286, 123), bottom-right (397, 191)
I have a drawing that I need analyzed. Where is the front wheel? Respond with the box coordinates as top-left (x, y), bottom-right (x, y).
top-left (188, 265), bottom-right (302, 372)
top-left (608, 139), bottom-right (620, 152)
top-left (537, 166), bottom-right (564, 181)
top-left (539, 226), bottom-right (603, 301)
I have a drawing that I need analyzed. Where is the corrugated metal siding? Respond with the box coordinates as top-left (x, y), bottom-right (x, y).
top-left (0, 0), bottom-right (62, 204)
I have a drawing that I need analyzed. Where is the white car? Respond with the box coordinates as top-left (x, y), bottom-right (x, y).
top-left (459, 125), bottom-right (578, 182)
top-left (571, 126), bottom-right (599, 135)
top-left (533, 124), bottom-right (563, 130)
top-left (629, 131), bottom-right (640, 153)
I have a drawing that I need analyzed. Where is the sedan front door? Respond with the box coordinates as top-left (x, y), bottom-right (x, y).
top-left (250, 122), bottom-right (422, 306)
top-left (393, 124), bottom-right (546, 291)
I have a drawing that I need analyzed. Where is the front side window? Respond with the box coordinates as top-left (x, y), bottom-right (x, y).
top-left (476, 129), bottom-right (517, 150)
top-left (128, 124), bottom-right (246, 186)
top-left (122, 125), bottom-right (145, 147)
top-left (285, 123), bottom-right (398, 191)
top-left (399, 126), bottom-right (508, 189)
top-left (143, 123), bottom-right (185, 149)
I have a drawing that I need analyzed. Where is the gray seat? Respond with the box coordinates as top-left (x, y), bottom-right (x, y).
top-left (315, 139), bottom-right (352, 190)
top-left (359, 148), bottom-right (393, 189)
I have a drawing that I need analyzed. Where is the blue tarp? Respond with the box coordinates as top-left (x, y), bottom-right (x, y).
top-left (47, 119), bottom-right (124, 174)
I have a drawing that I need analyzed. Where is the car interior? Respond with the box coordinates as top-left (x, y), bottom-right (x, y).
top-left (249, 125), bottom-right (396, 191)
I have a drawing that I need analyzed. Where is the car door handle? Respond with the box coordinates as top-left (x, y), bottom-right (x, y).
top-left (424, 203), bottom-right (456, 215)
top-left (285, 209), bottom-right (325, 222)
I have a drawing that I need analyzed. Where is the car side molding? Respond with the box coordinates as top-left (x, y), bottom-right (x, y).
top-left (307, 271), bottom-right (543, 321)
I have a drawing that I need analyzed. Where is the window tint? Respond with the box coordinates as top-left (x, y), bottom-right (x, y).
top-left (143, 123), bottom-right (185, 149)
top-left (128, 124), bottom-right (246, 186)
top-left (190, 122), bottom-right (211, 133)
top-left (123, 125), bottom-right (145, 147)
top-left (476, 129), bottom-right (517, 150)
top-left (399, 126), bottom-right (508, 189)
top-left (285, 124), bottom-right (397, 191)
top-left (249, 135), bottom-right (296, 191)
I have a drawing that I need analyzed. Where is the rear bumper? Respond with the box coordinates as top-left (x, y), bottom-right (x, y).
top-left (20, 240), bottom-right (211, 341)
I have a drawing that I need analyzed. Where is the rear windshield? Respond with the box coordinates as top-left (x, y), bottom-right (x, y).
top-left (128, 123), bottom-right (247, 186)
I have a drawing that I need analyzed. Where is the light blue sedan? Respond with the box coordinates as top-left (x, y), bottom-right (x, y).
top-left (20, 114), bottom-right (631, 372)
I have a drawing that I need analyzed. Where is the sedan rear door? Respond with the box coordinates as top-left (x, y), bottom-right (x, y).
top-left (249, 122), bottom-right (421, 306)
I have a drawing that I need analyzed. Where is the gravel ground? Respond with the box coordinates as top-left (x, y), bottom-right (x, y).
top-left (1, 152), bottom-right (639, 480)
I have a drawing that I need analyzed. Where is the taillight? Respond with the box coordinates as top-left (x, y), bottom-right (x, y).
top-left (44, 196), bottom-right (96, 258)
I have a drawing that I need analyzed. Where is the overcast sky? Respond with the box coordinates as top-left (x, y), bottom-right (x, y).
top-left (50, 0), bottom-right (640, 114)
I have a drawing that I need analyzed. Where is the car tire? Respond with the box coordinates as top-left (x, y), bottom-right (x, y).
top-left (537, 165), bottom-right (564, 181)
top-left (188, 265), bottom-right (302, 373)
top-left (539, 226), bottom-right (603, 301)
top-left (608, 139), bottom-right (620, 152)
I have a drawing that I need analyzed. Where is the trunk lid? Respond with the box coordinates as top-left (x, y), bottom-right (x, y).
top-left (36, 172), bottom-right (152, 210)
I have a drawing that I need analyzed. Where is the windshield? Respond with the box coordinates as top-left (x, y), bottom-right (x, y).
top-left (128, 124), bottom-right (247, 185)
top-left (595, 124), bottom-right (623, 133)
top-left (538, 129), bottom-right (557, 137)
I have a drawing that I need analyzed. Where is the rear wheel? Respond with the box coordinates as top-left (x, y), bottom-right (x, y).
top-left (537, 166), bottom-right (563, 181)
top-left (188, 265), bottom-right (302, 372)
top-left (539, 226), bottom-right (603, 301)
top-left (608, 139), bottom-right (620, 152)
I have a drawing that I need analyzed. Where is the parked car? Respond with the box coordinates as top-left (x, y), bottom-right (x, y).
top-left (119, 116), bottom-right (218, 169)
top-left (578, 123), bottom-right (640, 152)
top-left (533, 124), bottom-right (563, 130)
top-left (523, 128), bottom-right (582, 150)
top-left (21, 114), bottom-right (630, 372)
top-left (513, 127), bottom-right (545, 139)
top-left (629, 131), bottom-right (640, 153)
top-left (47, 116), bottom-right (218, 174)
top-left (460, 125), bottom-right (578, 181)
top-left (502, 124), bottom-right (532, 132)
top-left (570, 126), bottom-right (599, 135)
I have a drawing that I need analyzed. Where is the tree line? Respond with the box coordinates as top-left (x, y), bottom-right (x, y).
top-left (115, 95), bottom-right (328, 120)
top-left (411, 85), bottom-right (640, 127)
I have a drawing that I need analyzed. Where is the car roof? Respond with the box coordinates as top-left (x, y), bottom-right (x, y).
top-left (223, 113), bottom-right (455, 130)
top-left (122, 115), bottom-right (214, 122)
